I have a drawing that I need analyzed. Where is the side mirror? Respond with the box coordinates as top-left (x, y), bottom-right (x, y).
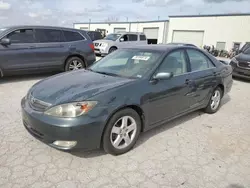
top-left (0, 38), bottom-right (11, 46)
top-left (120, 38), bottom-right (124, 42)
top-left (153, 72), bottom-right (173, 80)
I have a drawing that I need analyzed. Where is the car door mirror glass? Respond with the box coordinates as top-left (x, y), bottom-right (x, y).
top-left (120, 38), bottom-right (124, 42)
top-left (153, 72), bottom-right (173, 80)
top-left (1, 38), bottom-right (11, 45)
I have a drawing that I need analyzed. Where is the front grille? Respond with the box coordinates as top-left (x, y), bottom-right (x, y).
top-left (28, 94), bottom-right (51, 112)
top-left (238, 62), bottom-right (250, 69)
top-left (94, 43), bottom-right (99, 47)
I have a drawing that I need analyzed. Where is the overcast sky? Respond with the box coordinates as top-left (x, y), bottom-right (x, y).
top-left (0, 0), bottom-right (250, 27)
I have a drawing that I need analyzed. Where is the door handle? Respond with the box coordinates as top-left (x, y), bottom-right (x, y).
top-left (185, 79), bottom-right (191, 85)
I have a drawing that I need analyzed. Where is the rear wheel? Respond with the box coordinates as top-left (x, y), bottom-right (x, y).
top-left (109, 47), bottom-right (117, 54)
top-left (102, 108), bottom-right (141, 155)
top-left (65, 57), bottom-right (85, 72)
top-left (204, 87), bottom-right (222, 114)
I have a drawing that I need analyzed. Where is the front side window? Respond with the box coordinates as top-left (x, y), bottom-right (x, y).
top-left (187, 49), bottom-right (215, 72)
top-left (7, 29), bottom-right (35, 43)
top-left (157, 50), bottom-right (188, 76)
top-left (89, 49), bottom-right (162, 78)
top-left (128, 34), bottom-right (138, 41)
top-left (63, 30), bottom-right (84, 42)
top-left (35, 29), bottom-right (63, 43)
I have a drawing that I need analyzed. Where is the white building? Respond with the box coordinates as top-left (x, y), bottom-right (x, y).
top-left (74, 13), bottom-right (250, 51)
top-left (167, 13), bottom-right (250, 50)
top-left (73, 20), bottom-right (169, 44)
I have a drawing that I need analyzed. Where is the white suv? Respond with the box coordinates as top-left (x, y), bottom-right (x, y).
top-left (93, 32), bottom-right (147, 56)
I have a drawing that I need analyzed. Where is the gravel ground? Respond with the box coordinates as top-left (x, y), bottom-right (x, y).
top-left (0, 73), bottom-right (250, 188)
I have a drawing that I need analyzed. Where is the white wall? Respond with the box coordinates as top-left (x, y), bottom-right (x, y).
top-left (130, 22), bottom-right (167, 43)
top-left (167, 15), bottom-right (250, 50)
top-left (74, 21), bottom-right (168, 44)
top-left (74, 23), bottom-right (130, 34)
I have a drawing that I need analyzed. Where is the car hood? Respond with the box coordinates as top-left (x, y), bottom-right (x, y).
top-left (235, 53), bottom-right (250, 62)
top-left (30, 70), bottom-right (133, 105)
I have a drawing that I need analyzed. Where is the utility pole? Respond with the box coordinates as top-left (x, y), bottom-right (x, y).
top-left (88, 19), bottom-right (91, 31)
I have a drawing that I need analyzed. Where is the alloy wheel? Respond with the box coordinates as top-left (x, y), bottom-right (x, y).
top-left (210, 90), bottom-right (221, 110)
top-left (69, 60), bottom-right (83, 71)
top-left (110, 116), bottom-right (137, 150)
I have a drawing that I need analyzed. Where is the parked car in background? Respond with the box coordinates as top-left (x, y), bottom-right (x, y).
top-left (93, 32), bottom-right (147, 56)
top-left (87, 31), bottom-right (103, 41)
top-left (0, 26), bottom-right (96, 78)
top-left (22, 45), bottom-right (233, 155)
top-left (230, 46), bottom-right (250, 80)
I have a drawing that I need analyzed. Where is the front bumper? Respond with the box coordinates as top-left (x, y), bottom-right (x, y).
top-left (231, 62), bottom-right (250, 80)
top-left (94, 47), bottom-right (109, 56)
top-left (21, 97), bottom-right (107, 151)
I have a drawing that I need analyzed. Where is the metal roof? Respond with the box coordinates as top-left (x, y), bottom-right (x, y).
top-left (169, 13), bottom-right (250, 18)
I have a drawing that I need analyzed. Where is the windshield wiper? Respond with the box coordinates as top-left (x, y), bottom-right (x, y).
top-left (93, 70), bottom-right (120, 77)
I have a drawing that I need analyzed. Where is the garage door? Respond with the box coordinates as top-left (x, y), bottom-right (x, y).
top-left (114, 28), bottom-right (126, 33)
top-left (143, 28), bottom-right (159, 39)
top-left (172, 30), bottom-right (204, 47)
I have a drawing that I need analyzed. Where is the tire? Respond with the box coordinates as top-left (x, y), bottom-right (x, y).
top-left (102, 108), bottom-right (141, 155)
top-left (108, 47), bottom-right (117, 54)
top-left (204, 87), bottom-right (223, 114)
top-left (65, 57), bottom-right (85, 72)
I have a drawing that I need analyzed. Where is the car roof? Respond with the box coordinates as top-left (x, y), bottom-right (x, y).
top-left (122, 44), bottom-right (197, 52)
top-left (114, 32), bottom-right (145, 35)
top-left (2, 25), bottom-right (82, 32)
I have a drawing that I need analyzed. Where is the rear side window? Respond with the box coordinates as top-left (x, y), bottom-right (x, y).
top-left (128, 34), bottom-right (138, 41)
top-left (187, 49), bottom-right (215, 72)
top-left (140, 35), bottom-right (146, 41)
top-left (35, 29), bottom-right (63, 43)
top-left (63, 30), bottom-right (85, 42)
top-left (7, 29), bottom-right (35, 43)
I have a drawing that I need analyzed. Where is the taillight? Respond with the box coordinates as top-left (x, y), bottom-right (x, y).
top-left (89, 43), bottom-right (94, 51)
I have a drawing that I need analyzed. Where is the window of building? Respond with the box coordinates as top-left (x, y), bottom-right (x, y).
top-left (216, 42), bottom-right (226, 50)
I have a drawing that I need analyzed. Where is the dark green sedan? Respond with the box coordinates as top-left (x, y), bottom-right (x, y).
top-left (21, 45), bottom-right (233, 155)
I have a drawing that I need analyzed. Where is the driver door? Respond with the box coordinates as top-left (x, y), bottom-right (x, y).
top-left (0, 28), bottom-right (38, 74)
top-left (145, 50), bottom-right (195, 126)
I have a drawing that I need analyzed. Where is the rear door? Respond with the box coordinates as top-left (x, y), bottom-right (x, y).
top-left (34, 28), bottom-right (68, 70)
top-left (0, 28), bottom-right (38, 74)
top-left (186, 49), bottom-right (217, 108)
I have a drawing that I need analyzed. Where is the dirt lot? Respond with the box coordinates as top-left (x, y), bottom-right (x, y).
top-left (0, 73), bottom-right (250, 188)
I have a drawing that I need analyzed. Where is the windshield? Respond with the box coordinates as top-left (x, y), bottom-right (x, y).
top-left (104, 33), bottom-right (121, 41)
top-left (89, 49), bottom-right (162, 78)
top-left (243, 47), bottom-right (250, 54)
top-left (0, 28), bottom-right (7, 34)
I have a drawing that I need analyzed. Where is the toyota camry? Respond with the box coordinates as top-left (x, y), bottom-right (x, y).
top-left (21, 45), bottom-right (233, 155)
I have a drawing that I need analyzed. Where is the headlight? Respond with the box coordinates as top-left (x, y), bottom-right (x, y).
top-left (44, 101), bottom-right (98, 118)
top-left (100, 43), bottom-right (108, 48)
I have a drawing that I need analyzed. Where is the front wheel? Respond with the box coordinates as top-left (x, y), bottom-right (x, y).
top-left (204, 87), bottom-right (223, 114)
top-left (102, 109), bottom-right (141, 155)
top-left (108, 47), bottom-right (117, 54)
